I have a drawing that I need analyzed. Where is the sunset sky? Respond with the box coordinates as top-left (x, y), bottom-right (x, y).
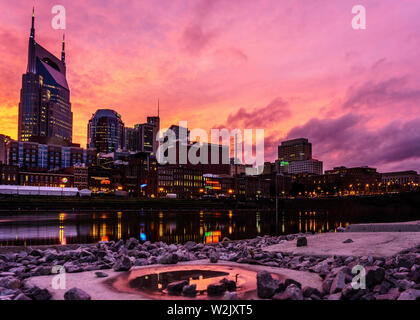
top-left (1, 0), bottom-right (420, 172)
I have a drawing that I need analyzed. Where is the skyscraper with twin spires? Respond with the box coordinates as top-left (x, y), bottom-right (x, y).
top-left (18, 8), bottom-right (73, 146)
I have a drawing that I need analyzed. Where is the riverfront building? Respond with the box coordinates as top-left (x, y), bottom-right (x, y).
top-left (6, 140), bottom-right (96, 170)
top-left (382, 171), bottom-right (419, 187)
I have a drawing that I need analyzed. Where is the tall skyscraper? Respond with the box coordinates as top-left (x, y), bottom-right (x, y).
top-left (125, 101), bottom-right (161, 153)
top-left (147, 100), bottom-right (161, 153)
top-left (87, 109), bottom-right (125, 154)
top-left (18, 9), bottom-right (73, 146)
top-left (278, 138), bottom-right (312, 162)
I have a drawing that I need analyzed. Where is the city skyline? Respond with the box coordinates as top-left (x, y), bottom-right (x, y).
top-left (0, 1), bottom-right (420, 173)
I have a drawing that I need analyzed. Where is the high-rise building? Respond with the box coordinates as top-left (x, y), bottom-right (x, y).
top-left (147, 112), bottom-right (160, 154)
top-left (135, 123), bottom-right (154, 153)
top-left (87, 109), bottom-right (125, 154)
top-left (18, 9), bottom-right (73, 146)
top-left (278, 138), bottom-right (312, 162)
top-left (124, 127), bottom-right (139, 152)
top-left (125, 102), bottom-right (160, 153)
top-left (125, 122), bottom-right (157, 153)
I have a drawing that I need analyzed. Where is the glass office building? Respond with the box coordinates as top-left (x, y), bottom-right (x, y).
top-left (18, 10), bottom-right (73, 146)
top-left (87, 109), bottom-right (125, 154)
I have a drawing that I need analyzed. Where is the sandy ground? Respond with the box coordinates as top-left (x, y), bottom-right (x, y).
top-left (264, 232), bottom-right (420, 258)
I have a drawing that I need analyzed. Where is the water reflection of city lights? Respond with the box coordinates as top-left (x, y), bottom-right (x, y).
top-left (117, 212), bottom-right (122, 240)
top-left (205, 231), bottom-right (221, 243)
top-left (59, 226), bottom-right (66, 245)
top-left (59, 212), bottom-right (66, 245)
top-left (256, 212), bottom-right (261, 234)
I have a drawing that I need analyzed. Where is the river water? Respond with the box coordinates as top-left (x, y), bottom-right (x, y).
top-left (0, 206), bottom-right (418, 246)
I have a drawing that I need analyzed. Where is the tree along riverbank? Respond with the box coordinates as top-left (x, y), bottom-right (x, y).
top-left (0, 191), bottom-right (419, 213)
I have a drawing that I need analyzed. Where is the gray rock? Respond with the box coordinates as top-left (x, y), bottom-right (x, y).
top-left (95, 272), bottom-right (108, 278)
top-left (397, 289), bottom-right (420, 300)
top-left (33, 266), bottom-right (52, 276)
top-left (125, 238), bottom-right (139, 250)
top-left (272, 284), bottom-right (303, 300)
top-left (341, 283), bottom-right (366, 300)
top-left (112, 256), bottom-right (132, 272)
top-left (25, 286), bottom-right (51, 300)
top-left (64, 287), bottom-right (91, 300)
top-left (330, 271), bottom-right (346, 294)
top-left (375, 288), bottom-right (400, 300)
top-left (184, 241), bottom-right (197, 251)
top-left (167, 280), bottom-right (188, 295)
top-left (284, 278), bottom-right (302, 289)
top-left (343, 239), bottom-right (354, 244)
top-left (296, 237), bottom-right (307, 247)
top-left (392, 272), bottom-right (409, 280)
top-left (322, 278), bottom-right (333, 295)
top-left (302, 286), bottom-right (321, 298)
top-left (158, 253), bottom-right (179, 265)
top-left (220, 278), bottom-right (236, 292)
top-left (312, 260), bottom-right (330, 274)
top-left (0, 277), bottom-right (21, 290)
top-left (365, 266), bottom-right (385, 289)
top-left (207, 283), bottom-right (226, 296)
top-left (168, 244), bottom-right (178, 252)
top-left (182, 284), bottom-right (197, 297)
top-left (133, 258), bottom-right (148, 266)
top-left (209, 253), bottom-right (219, 264)
top-left (396, 255), bottom-right (416, 269)
top-left (257, 271), bottom-right (278, 299)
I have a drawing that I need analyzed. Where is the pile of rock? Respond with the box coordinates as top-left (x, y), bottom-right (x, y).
top-left (0, 234), bottom-right (419, 300)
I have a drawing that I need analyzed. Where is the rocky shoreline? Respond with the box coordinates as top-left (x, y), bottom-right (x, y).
top-left (0, 233), bottom-right (419, 300)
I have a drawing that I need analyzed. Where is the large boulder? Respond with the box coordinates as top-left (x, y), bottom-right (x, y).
top-left (24, 286), bottom-right (52, 300)
top-left (272, 284), bottom-right (303, 300)
top-left (112, 256), bottom-right (132, 272)
top-left (257, 271), bottom-right (278, 299)
top-left (207, 283), bottom-right (226, 296)
top-left (158, 253), bottom-right (179, 265)
top-left (302, 286), bottom-right (321, 298)
top-left (365, 266), bottom-right (385, 289)
top-left (184, 241), bottom-right (197, 251)
top-left (296, 237), bottom-right (307, 247)
top-left (330, 271), bottom-right (346, 294)
top-left (64, 287), bottom-right (91, 300)
top-left (220, 278), bottom-right (237, 292)
top-left (182, 284), bottom-right (197, 297)
top-left (209, 253), bottom-right (219, 264)
top-left (125, 238), bottom-right (139, 250)
top-left (95, 272), bottom-right (109, 278)
top-left (167, 280), bottom-right (188, 295)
